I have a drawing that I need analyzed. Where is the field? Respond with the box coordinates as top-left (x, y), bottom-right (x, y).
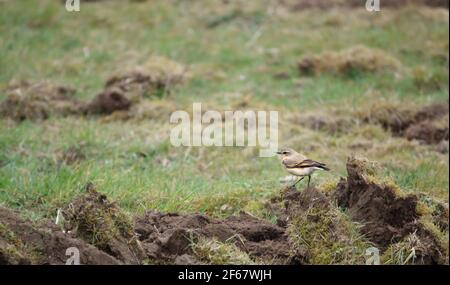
top-left (0, 0), bottom-right (448, 265)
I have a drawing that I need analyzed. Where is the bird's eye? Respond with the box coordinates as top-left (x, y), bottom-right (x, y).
top-left (283, 152), bottom-right (287, 154)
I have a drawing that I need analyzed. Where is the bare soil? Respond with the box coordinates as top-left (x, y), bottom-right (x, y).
top-left (135, 211), bottom-right (306, 264)
top-left (332, 157), bottom-right (448, 264)
top-left (0, 207), bottom-right (119, 265)
top-left (0, 158), bottom-right (447, 264)
top-left (364, 102), bottom-right (449, 145)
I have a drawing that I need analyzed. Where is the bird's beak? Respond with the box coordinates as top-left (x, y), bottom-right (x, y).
top-left (276, 151), bottom-right (282, 154)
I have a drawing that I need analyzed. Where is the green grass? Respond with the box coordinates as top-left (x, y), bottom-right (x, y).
top-left (0, 0), bottom-right (448, 223)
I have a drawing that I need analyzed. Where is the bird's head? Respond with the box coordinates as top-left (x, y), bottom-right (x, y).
top-left (276, 147), bottom-right (296, 159)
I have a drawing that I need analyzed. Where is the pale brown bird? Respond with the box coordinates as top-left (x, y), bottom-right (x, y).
top-left (276, 147), bottom-right (330, 188)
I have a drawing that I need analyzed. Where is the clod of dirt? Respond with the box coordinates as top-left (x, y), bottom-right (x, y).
top-left (382, 230), bottom-right (447, 265)
top-left (418, 193), bottom-right (449, 232)
top-left (298, 46), bottom-right (403, 77)
top-left (404, 119), bottom-right (449, 144)
top-left (134, 211), bottom-right (306, 265)
top-left (191, 237), bottom-right (256, 265)
top-left (82, 88), bottom-right (132, 115)
top-left (288, 112), bottom-right (357, 135)
top-left (105, 56), bottom-right (187, 101)
top-left (61, 183), bottom-right (145, 264)
top-left (331, 157), bottom-right (448, 264)
top-left (0, 207), bottom-right (120, 265)
top-left (268, 186), bottom-right (331, 227)
top-left (434, 140), bottom-right (449, 154)
top-left (359, 101), bottom-right (449, 146)
top-left (100, 100), bottom-right (178, 122)
top-left (359, 102), bottom-right (416, 134)
top-left (267, 186), bottom-right (371, 264)
top-left (332, 157), bottom-right (419, 248)
top-left (0, 81), bottom-right (82, 121)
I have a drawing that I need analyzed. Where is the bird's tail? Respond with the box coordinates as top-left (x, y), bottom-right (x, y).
top-left (317, 164), bottom-right (330, 171)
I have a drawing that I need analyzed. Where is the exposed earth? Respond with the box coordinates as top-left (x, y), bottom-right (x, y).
top-left (1, 158), bottom-right (447, 265)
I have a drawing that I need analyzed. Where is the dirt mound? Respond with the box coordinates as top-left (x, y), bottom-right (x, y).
top-left (134, 211), bottom-right (306, 265)
top-left (332, 157), bottom-right (420, 248)
top-left (267, 186), bottom-right (373, 264)
top-left (361, 102), bottom-right (449, 145)
top-left (105, 56), bottom-right (187, 101)
top-left (0, 81), bottom-right (83, 121)
top-left (0, 71), bottom-right (180, 121)
top-left (382, 230), bottom-right (446, 265)
top-left (267, 186), bottom-right (331, 227)
top-left (298, 46), bottom-right (403, 76)
top-left (82, 88), bottom-right (132, 115)
top-left (0, 81), bottom-right (133, 121)
top-left (288, 112), bottom-right (356, 135)
top-left (60, 183), bottom-right (145, 264)
top-left (0, 207), bottom-right (120, 265)
top-left (0, 80), bottom-right (134, 121)
top-left (404, 118), bottom-right (449, 144)
top-left (332, 157), bottom-right (448, 264)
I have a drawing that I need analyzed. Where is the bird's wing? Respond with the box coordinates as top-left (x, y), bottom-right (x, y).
top-left (282, 156), bottom-right (303, 168)
top-left (286, 159), bottom-right (329, 170)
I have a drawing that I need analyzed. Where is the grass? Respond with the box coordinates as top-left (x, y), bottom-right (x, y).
top-left (191, 237), bottom-right (257, 265)
top-left (0, 0), bottom-right (448, 227)
top-left (288, 206), bottom-right (372, 265)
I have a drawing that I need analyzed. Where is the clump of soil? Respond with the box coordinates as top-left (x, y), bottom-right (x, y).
top-left (361, 102), bottom-right (449, 145)
top-left (332, 157), bottom-right (420, 248)
top-left (298, 46), bottom-right (403, 76)
top-left (418, 193), bottom-right (449, 232)
top-left (105, 56), bottom-right (187, 101)
top-left (134, 211), bottom-right (306, 265)
top-left (0, 59), bottom-right (185, 121)
top-left (331, 157), bottom-right (448, 264)
top-left (267, 186), bottom-right (331, 227)
top-left (0, 81), bottom-right (82, 121)
top-left (99, 100), bottom-right (178, 122)
top-left (82, 88), bottom-right (132, 115)
top-left (404, 116), bottom-right (449, 144)
top-left (190, 237), bottom-right (256, 265)
top-left (267, 186), bottom-right (372, 264)
top-left (0, 207), bottom-right (120, 265)
top-left (381, 232), bottom-right (445, 265)
top-left (288, 112), bottom-right (357, 135)
top-left (61, 183), bottom-right (145, 264)
top-left (0, 80), bottom-right (134, 121)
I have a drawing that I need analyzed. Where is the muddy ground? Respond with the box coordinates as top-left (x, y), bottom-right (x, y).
top-left (1, 157), bottom-right (447, 265)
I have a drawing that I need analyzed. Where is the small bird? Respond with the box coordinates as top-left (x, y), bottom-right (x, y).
top-left (276, 147), bottom-right (330, 188)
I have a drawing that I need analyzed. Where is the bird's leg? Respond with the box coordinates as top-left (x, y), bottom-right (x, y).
top-left (307, 175), bottom-right (311, 188)
top-left (293, 176), bottom-right (304, 188)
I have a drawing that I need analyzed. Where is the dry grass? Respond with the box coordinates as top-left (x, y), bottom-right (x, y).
top-left (298, 45), bottom-right (403, 77)
top-left (191, 237), bottom-right (257, 265)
